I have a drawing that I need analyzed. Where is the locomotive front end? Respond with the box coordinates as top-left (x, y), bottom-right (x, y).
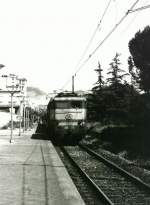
top-left (47, 93), bottom-right (86, 144)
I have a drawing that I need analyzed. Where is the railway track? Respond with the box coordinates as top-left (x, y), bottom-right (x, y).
top-left (60, 145), bottom-right (150, 205)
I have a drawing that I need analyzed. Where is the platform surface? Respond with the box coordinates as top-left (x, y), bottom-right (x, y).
top-left (0, 128), bottom-right (85, 205)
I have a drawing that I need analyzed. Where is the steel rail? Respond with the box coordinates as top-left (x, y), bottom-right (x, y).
top-left (79, 144), bottom-right (150, 192)
top-left (60, 146), bottom-right (114, 205)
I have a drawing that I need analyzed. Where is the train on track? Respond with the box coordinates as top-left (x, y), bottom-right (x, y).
top-left (46, 92), bottom-right (87, 144)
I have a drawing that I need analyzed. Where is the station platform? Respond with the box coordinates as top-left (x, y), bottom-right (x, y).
top-left (0, 128), bottom-right (85, 205)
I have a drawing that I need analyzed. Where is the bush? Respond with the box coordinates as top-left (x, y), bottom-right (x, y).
top-left (100, 126), bottom-right (150, 155)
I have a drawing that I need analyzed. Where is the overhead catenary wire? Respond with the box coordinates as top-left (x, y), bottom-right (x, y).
top-left (128, 4), bottom-right (150, 13)
top-left (74, 0), bottom-right (113, 73)
top-left (61, 0), bottom-right (113, 90)
top-left (86, 0), bottom-right (140, 61)
top-left (73, 0), bottom-right (141, 78)
top-left (121, 0), bottom-right (149, 35)
top-left (62, 0), bottom-right (141, 90)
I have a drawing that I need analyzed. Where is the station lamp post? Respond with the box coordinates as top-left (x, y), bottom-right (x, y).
top-left (2, 74), bottom-right (21, 143)
top-left (16, 78), bottom-right (27, 136)
top-left (21, 97), bottom-right (30, 132)
top-left (17, 96), bottom-right (23, 136)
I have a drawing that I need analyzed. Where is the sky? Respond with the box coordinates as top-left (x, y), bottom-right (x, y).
top-left (0, 0), bottom-right (150, 94)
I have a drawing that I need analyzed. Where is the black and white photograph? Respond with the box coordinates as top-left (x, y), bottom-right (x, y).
top-left (0, 0), bottom-right (150, 204)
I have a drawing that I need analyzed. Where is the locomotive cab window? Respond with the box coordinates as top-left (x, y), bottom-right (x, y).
top-left (55, 101), bottom-right (68, 109)
top-left (55, 100), bottom-right (85, 109)
top-left (71, 101), bottom-right (82, 108)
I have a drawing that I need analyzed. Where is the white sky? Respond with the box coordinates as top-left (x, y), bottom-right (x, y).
top-left (0, 0), bottom-right (150, 93)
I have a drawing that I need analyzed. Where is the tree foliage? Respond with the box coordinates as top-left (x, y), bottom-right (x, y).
top-left (107, 53), bottom-right (128, 88)
top-left (92, 61), bottom-right (104, 92)
top-left (129, 26), bottom-right (150, 92)
top-left (87, 62), bottom-right (105, 121)
top-left (87, 47), bottom-right (150, 127)
top-left (87, 55), bottom-right (133, 124)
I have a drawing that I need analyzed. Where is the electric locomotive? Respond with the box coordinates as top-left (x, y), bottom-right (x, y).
top-left (47, 92), bottom-right (86, 144)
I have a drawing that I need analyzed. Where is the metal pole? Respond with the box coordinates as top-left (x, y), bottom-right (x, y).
top-left (32, 115), bottom-right (34, 128)
top-left (28, 110), bottom-right (30, 130)
top-left (19, 100), bottom-right (22, 136)
top-left (25, 108), bottom-right (28, 130)
top-left (72, 75), bottom-right (74, 93)
top-left (26, 109), bottom-right (28, 130)
top-left (10, 92), bottom-right (13, 143)
top-left (23, 105), bottom-right (25, 132)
